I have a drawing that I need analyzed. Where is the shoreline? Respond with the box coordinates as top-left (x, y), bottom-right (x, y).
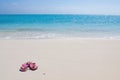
top-left (1, 37), bottom-right (120, 40)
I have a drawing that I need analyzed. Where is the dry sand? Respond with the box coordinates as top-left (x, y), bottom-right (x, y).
top-left (0, 39), bottom-right (120, 80)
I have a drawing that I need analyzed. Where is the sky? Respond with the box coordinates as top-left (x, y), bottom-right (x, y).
top-left (0, 0), bottom-right (120, 15)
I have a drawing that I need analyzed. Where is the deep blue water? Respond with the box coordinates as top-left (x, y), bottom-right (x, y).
top-left (0, 14), bottom-right (120, 39)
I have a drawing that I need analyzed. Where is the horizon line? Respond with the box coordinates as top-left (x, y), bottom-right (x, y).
top-left (0, 13), bottom-right (120, 16)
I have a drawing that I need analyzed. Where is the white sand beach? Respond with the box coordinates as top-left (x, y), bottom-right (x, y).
top-left (0, 39), bottom-right (120, 80)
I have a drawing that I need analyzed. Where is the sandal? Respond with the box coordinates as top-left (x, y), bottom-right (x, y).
top-left (29, 62), bottom-right (38, 71)
top-left (19, 63), bottom-right (29, 72)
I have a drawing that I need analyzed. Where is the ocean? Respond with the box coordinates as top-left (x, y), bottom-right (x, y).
top-left (0, 14), bottom-right (120, 39)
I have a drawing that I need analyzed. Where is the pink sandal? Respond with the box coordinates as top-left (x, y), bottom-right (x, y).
top-left (29, 62), bottom-right (38, 71)
top-left (19, 61), bottom-right (38, 72)
top-left (19, 63), bottom-right (29, 72)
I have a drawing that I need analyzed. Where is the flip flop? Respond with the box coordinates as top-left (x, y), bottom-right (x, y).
top-left (29, 62), bottom-right (38, 71)
top-left (19, 63), bottom-right (29, 72)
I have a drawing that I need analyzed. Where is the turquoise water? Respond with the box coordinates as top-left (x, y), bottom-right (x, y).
top-left (0, 14), bottom-right (120, 39)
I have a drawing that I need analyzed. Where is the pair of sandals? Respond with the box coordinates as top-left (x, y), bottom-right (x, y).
top-left (20, 61), bottom-right (38, 72)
